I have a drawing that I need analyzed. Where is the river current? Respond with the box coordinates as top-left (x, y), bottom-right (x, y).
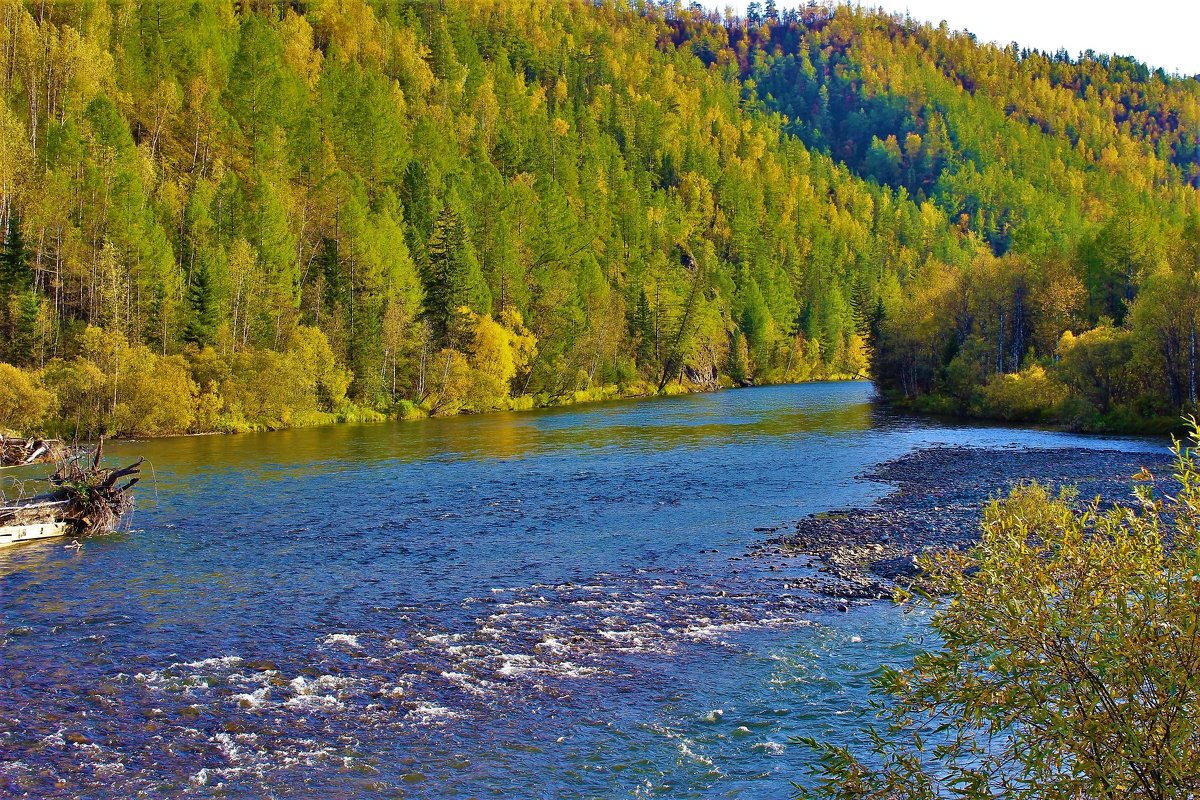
top-left (0, 382), bottom-right (1163, 798)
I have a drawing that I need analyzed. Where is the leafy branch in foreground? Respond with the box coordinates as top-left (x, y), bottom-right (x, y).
top-left (796, 423), bottom-right (1200, 799)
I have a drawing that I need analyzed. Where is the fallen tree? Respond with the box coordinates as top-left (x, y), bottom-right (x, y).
top-left (0, 440), bottom-right (142, 537)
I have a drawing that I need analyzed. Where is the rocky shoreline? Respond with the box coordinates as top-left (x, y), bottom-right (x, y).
top-left (750, 444), bottom-right (1174, 602)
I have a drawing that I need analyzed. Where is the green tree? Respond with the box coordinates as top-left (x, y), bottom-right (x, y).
top-left (629, 287), bottom-right (656, 369)
top-left (184, 257), bottom-right (220, 348)
top-left (799, 425), bottom-right (1200, 799)
top-left (0, 213), bottom-right (30, 292)
top-left (421, 206), bottom-right (469, 346)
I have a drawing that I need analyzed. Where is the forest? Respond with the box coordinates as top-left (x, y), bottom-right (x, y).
top-left (0, 0), bottom-right (1196, 437)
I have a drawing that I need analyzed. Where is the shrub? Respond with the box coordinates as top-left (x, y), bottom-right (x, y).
top-left (979, 365), bottom-right (1069, 421)
top-left (223, 348), bottom-right (323, 430)
top-left (0, 362), bottom-right (53, 433)
top-left (112, 351), bottom-right (198, 436)
top-left (1056, 326), bottom-right (1133, 413)
top-left (41, 357), bottom-right (108, 438)
top-left (799, 424), bottom-right (1200, 799)
top-left (390, 399), bottom-right (425, 420)
top-left (287, 325), bottom-right (352, 413)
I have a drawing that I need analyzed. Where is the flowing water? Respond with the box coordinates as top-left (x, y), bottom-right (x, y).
top-left (0, 382), bottom-right (1164, 798)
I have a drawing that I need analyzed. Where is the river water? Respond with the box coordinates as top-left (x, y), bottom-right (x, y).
top-left (0, 382), bottom-right (1163, 798)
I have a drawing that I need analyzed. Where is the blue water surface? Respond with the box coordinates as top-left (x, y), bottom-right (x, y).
top-left (0, 382), bottom-right (1162, 798)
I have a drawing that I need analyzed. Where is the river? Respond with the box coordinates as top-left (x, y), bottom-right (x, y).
top-left (0, 382), bottom-right (1164, 798)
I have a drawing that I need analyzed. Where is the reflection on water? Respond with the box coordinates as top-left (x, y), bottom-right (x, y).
top-left (0, 382), bottom-right (1161, 797)
top-left (107, 381), bottom-right (875, 474)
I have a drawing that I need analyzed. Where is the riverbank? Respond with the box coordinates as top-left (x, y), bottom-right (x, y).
top-left (8, 373), bottom-right (866, 442)
top-left (750, 443), bottom-right (1174, 600)
top-left (892, 391), bottom-right (1183, 436)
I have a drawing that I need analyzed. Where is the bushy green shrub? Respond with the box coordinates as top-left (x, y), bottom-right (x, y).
top-left (1055, 327), bottom-right (1134, 414)
top-left (390, 399), bottom-right (425, 420)
top-left (0, 362), bottom-right (53, 433)
top-left (979, 365), bottom-right (1069, 421)
top-left (799, 425), bottom-right (1200, 799)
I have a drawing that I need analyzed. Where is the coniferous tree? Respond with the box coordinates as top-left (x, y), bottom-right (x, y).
top-left (401, 161), bottom-right (435, 265)
top-left (421, 207), bottom-right (469, 347)
top-left (8, 291), bottom-right (42, 367)
top-left (629, 288), bottom-right (656, 369)
top-left (0, 215), bottom-right (36, 366)
top-left (0, 214), bottom-right (30, 293)
top-left (185, 258), bottom-right (220, 348)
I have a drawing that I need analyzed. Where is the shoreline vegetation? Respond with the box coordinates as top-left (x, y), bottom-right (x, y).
top-left (0, 339), bottom-right (863, 440)
top-left (797, 430), bottom-right (1199, 799)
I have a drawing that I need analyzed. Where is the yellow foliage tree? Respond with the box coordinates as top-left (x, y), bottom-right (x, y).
top-left (980, 364), bottom-right (1069, 422)
top-left (67, 326), bottom-right (199, 436)
top-left (41, 357), bottom-right (108, 438)
top-left (0, 362), bottom-right (53, 433)
top-left (425, 348), bottom-right (473, 417)
top-left (467, 308), bottom-right (537, 411)
top-left (112, 352), bottom-right (197, 437)
top-left (286, 325), bottom-right (352, 413)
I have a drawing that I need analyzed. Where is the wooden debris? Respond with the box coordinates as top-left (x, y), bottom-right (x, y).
top-left (0, 435), bottom-right (69, 468)
top-left (0, 439), bottom-right (142, 545)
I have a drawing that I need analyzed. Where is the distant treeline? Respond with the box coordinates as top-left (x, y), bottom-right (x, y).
top-left (0, 1), bottom-right (1196, 437)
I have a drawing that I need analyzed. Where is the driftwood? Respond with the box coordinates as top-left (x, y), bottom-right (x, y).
top-left (0, 439), bottom-right (141, 536)
top-left (0, 435), bottom-right (69, 468)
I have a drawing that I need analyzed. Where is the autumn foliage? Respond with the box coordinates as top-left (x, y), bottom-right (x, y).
top-left (0, 2), bottom-right (1195, 436)
top-left (800, 425), bottom-right (1200, 799)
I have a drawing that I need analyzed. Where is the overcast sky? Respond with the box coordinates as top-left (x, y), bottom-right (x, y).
top-left (706, 2), bottom-right (1200, 76)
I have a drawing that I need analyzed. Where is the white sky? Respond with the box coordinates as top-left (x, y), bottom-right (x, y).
top-left (707, 2), bottom-right (1200, 76)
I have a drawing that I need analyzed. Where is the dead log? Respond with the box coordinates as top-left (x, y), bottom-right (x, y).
top-left (0, 435), bottom-right (70, 468)
top-left (0, 440), bottom-right (142, 539)
top-left (48, 442), bottom-right (142, 535)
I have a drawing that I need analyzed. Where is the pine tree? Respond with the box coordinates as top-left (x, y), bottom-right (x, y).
top-left (401, 160), bottom-right (435, 264)
top-left (0, 213), bottom-right (30, 293)
top-left (0, 215), bottom-right (36, 365)
top-left (629, 287), bottom-right (656, 369)
top-left (421, 207), bottom-right (468, 346)
top-left (6, 291), bottom-right (42, 366)
top-left (848, 277), bottom-right (874, 338)
top-left (184, 257), bottom-right (220, 347)
top-left (727, 328), bottom-right (750, 385)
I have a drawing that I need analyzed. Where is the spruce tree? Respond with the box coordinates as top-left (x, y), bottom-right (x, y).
top-left (6, 291), bottom-right (41, 366)
top-left (629, 287), bottom-right (656, 369)
top-left (184, 258), bottom-right (219, 347)
top-left (421, 207), bottom-right (468, 347)
top-left (401, 161), bottom-right (434, 263)
top-left (0, 214), bottom-right (30, 293)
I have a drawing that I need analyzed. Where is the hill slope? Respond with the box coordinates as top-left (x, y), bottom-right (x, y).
top-left (685, 4), bottom-right (1200, 429)
top-left (0, 1), bottom-right (1196, 435)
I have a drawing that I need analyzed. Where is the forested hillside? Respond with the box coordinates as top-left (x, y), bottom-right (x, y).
top-left (679, 3), bottom-right (1200, 430)
top-left (0, 1), bottom-right (1196, 437)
